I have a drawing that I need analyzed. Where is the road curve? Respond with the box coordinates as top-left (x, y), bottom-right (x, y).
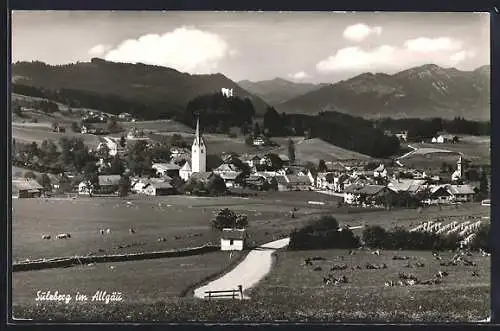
top-left (193, 237), bottom-right (290, 299)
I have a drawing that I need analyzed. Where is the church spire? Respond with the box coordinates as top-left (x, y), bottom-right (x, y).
top-left (196, 116), bottom-right (200, 143)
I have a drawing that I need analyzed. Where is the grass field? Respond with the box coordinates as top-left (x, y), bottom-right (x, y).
top-left (270, 138), bottom-right (372, 163)
top-left (247, 248), bottom-right (490, 322)
top-left (12, 250), bottom-right (242, 305)
top-left (12, 192), bottom-right (341, 262)
top-left (12, 125), bottom-right (102, 146)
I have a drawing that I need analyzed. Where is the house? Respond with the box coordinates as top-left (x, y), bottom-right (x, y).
top-left (241, 155), bottom-right (261, 168)
top-left (80, 125), bottom-right (89, 134)
top-left (12, 178), bottom-right (43, 198)
top-left (170, 147), bottom-right (190, 160)
top-left (387, 179), bottom-right (428, 195)
top-left (220, 228), bottom-right (246, 251)
top-left (446, 184), bottom-right (475, 202)
top-left (344, 185), bottom-right (389, 206)
top-left (244, 175), bottom-right (266, 190)
top-left (152, 163), bottom-right (180, 178)
top-left (275, 175), bottom-right (290, 191)
top-left (218, 171), bottom-right (244, 188)
top-left (373, 164), bottom-right (388, 178)
top-left (179, 161), bottom-right (192, 181)
top-left (118, 112), bottom-right (133, 120)
top-left (213, 163), bottom-right (241, 175)
top-left (395, 131), bottom-right (408, 142)
top-left (315, 172), bottom-right (334, 190)
top-left (425, 185), bottom-right (453, 204)
top-left (284, 174), bottom-right (311, 191)
top-left (143, 181), bottom-right (176, 196)
top-left (252, 137), bottom-right (265, 146)
top-left (98, 175), bottom-right (121, 194)
top-left (432, 135), bottom-right (445, 144)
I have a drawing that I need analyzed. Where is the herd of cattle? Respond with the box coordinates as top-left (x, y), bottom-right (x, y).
top-left (302, 247), bottom-right (486, 288)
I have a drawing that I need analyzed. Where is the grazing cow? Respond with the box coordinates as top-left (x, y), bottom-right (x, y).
top-left (42, 234), bottom-right (51, 240)
top-left (129, 228), bottom-right (136, 234)
top-left (56, 233), bottom-right (71, 239)
top-left (106, 228), bottom-right (111, 234)
top-left (331, 264), bottom-right (348, 271)
top-left (435, 271), bottom-right (449, 278)
top-left (463, 259), bottom-right (476, 266)
top-left (157, 237), bottom-right (166, 242)
top-left (99, 229), bottom-right (105, 235)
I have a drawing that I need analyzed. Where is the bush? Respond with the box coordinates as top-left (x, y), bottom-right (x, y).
top-left (362, 226), bottom-right (388, 249)
top-left (470, 223), bottom-right (490, 252)
top-left (362, 225), bottom-right (460, 251)
top-left (288, 216), bottom-right (360, 250)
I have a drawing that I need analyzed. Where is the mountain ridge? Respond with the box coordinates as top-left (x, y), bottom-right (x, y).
top-left (276, 64), bottom-right (490, 120)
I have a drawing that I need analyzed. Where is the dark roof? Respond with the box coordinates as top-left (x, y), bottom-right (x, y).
top-left (189, 172), bottom-right (215, 182)
top-left (221, 228), bottom-right (246, 240)
top-left (344, 184), bottom-right (386, 195)
top-left (286, 175), bottom-right (311, 185)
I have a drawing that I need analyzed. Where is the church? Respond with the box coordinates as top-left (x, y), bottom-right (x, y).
top-left (179, 117), bottom-right (207, 181)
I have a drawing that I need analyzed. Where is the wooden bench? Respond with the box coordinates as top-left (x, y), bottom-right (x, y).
top-left (205, 285), bottom-right (243, 300)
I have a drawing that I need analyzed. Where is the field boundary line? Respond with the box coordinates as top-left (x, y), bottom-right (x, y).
top-left (12, 244), bottom-right (220, 272)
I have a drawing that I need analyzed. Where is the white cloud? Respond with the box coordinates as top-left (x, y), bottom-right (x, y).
top-left (404, 37), bottom-right (463, 53)
top-left (317, 37), bottom-right (474, 73)
top-left (316, 45), bottom-right (396, 72)
top-left (102, 27), bottom-right (233, 74)
top-left (88, 44), bottom-right (112, 56)
top-left (343, 23), bottom-right (382, 42)
top-left (288, 71), bottom-right (310, 80)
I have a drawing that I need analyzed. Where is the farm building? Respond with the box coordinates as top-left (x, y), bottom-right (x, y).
top-left (244, 175), bottom-right (266, 190)
top-left (152, 163), bottom-right (180, 178)
top-left (98, 175), bottom-right (121, 194)
top-left (96, 137), bottom-right (122, 156)
top-left (142, 181), bottom-right (176, 196)
top-left (220, 228), bottom-right (246, 251)
top-left (426, 185), bottom-right (453, 204)
top-left (446, 184), bottom-right (475, 202)
top-left (213, 163), bottom-right (241, 175)
top-left (170, 148), bottom-right (190, 161)
top-left (276, 176), bottom-right (290, 191)
top-left (344, 184), bottom-right (390, 206)
top-left (218, 171), bottom-right (244, 188)
top-left (179, 161), bottom-right (192, 181)
top-left (285, 175), bottom-right (311, 191)
top-left (387, 179), bottom-right (428, 195)
top-left (12, 178), bottom-right (43, 198)
top-left (252, 137), bottom-right (265, 146)
top-left (240, 155), bottom-right (261, 168)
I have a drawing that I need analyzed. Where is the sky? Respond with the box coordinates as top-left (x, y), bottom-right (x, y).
top-left (11, 11), bottom-right (490, 84)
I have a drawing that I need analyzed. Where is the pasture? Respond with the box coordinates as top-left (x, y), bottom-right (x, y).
top-left (248, 248), bottom-right (490, 322)
top-left (12, 250), bottom-right (242, 305)
top-left (12, 193), bottom-right (337, 262)
top-left (12, 124), bottom-right (102, 146)
top-left (12, 192), bottom-right (489, 262)
top-left (270, 138), bottom-right (372, 163)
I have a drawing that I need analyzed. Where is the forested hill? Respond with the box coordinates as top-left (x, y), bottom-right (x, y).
top-left (11, 58), bottom-right (270, 120)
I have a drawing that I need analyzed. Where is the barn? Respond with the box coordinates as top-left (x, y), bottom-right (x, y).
top-left (220, 228), bottom-right (246, 251)
top-left (12, 178), bottom-right (43, 198)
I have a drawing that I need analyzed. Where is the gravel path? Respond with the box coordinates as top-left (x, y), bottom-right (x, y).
top-left (193, 238), bottom-right (290, 299)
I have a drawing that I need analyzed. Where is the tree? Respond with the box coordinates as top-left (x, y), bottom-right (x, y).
top-left (119, 135), bottom-right (126, 148)
top-left (211, 208), bottom-right (248, 231)
top-left (253, 122), bottom-right (261, 137)
top-left (71, 122), bottom-right (79, 132)
top-left (107, 118), bottom-right (120, 133)
top-left (479, 172), bottom-right (489, 197)
top-left (318, 159), bottom-right (327, 172)
top-left (24, 171), bottom-right (37, 180)
top-left (287, 138), bottom-right (296, 164)
top-left (362, 226), bottom-right (388, 248)
top-left (118, 175), bottom-right (131, 197)
top-left (38, 173), bottom-right (52, 191)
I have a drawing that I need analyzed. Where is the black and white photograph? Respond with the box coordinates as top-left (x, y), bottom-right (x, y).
top-left (10, 11), bottom-right (491, 323)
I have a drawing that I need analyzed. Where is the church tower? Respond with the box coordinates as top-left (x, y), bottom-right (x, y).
top-left (191, 116), bottom-right (206, 173)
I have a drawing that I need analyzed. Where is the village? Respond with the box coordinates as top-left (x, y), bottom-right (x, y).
top-left (12, 113), bottom-right (487, 210)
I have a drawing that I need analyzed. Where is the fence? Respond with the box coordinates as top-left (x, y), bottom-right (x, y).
top-left (205, 285), bottom-right (243, 300)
